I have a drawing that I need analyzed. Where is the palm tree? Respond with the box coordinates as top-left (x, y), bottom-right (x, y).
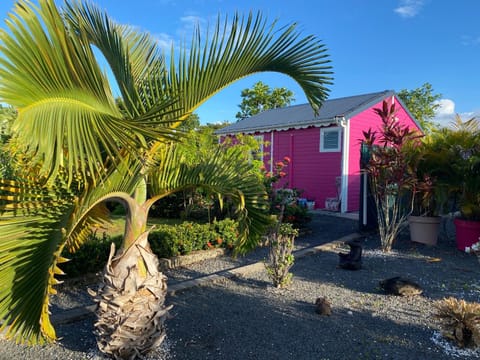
top-left (0, 0), bottom-right (332, 358)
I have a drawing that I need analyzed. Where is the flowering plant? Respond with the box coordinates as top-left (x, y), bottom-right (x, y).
top-left (259, 157), bottom-right (310, 227)
top-left (261, 156), bottom-right (291, 188)
top-left (260, 156), bottom-right (291, 211)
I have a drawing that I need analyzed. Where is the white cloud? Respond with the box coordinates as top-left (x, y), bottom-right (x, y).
top-left (180, 15), bottom-right (206, 28)
top-left (154, 13), bottom-right (211, 50)
top-left (459, 110), bottom-right (480, 122)
top-left (153, 14), bottom-right (208, 53)
top-left (435, 99), bottom-right (455, 116)
top-left (432, 99), bottom-right (480, 128)
top-left (432, 99), bottom-right (455, 128)
top-left (394, 0), bottom-right (425, 18)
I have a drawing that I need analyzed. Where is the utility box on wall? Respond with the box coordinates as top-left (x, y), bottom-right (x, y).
top-left (325, 198), bottom-right (340, 211)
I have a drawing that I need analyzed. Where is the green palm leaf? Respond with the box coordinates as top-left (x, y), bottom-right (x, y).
top-left (149, 144), bottom-right (271, 252)
top-left (0, 156), bottom-right (148, 344)
top-left (65, 156), bottom-right (146, 252)
top-left (0, 177), bottom-right (74, 344)
top-left (64, 1), bottom-right (167, 115)
top-left (64, 0), bottom-right (190, 146)
top-left (0, 0), bottom-right (181, 183)
top-left (164, 11), bottom-right (333, 117)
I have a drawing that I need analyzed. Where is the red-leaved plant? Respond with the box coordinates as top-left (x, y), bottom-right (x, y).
top-left (362, 100), bottom-right (421, 251)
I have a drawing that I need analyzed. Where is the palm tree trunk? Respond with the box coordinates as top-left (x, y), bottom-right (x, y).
top-left (89, 200), bottom-right (172, 359)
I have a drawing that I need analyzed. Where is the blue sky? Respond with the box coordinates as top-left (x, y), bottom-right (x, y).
top-left (0, 0), bottom-right (478, 126)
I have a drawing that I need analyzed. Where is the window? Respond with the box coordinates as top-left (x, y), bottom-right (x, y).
top-left (320, 127), bottom-right (341, 152)
top-left (252, 135), bottom-right (264, 160)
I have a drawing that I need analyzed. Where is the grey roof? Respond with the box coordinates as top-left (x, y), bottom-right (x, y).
top-left (215, 90), bottom-right (398, 134)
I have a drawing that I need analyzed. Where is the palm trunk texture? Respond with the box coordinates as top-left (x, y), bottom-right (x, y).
top-left (88, 230), bottom-right (172, 359)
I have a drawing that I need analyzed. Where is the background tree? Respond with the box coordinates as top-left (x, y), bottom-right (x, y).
top-left (203, 121), bottom-right (231, 132)
top-left (397, 82), bottom-right (442, 133)
top-left (150, 125), bottom-right (262, 220)
top-left (0, 105), bottom-right (17, 180)
top-left (235, 81), bottom-right (294, 120)
top-left (0, 0), bottom-right (333, 358)
top-left (178, 113), bottom-right (200, 131)
top-left (0, 105), bottom-right (16, 142)
top-left (178, 128), bottom-right (264, 220)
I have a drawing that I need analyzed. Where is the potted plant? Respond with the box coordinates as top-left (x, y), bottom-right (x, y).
top-left (453, 156), bottom-right (480, 251)
top-left (404, 139), bottom-right (446, 246)
top-left (427, 116), bottom-right (480, 250)
top-left (407, 175), bottom-right (443, 245)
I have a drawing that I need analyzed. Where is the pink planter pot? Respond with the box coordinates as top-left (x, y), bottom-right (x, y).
top-left (454, 218), bottom-right (480, 251)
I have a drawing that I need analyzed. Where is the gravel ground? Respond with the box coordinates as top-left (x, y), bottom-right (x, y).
top-left (1, 212), bottom-right (480, 360)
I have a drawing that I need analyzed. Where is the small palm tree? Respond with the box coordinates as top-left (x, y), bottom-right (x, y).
top-left (0, 0), bottom-right (332, 358)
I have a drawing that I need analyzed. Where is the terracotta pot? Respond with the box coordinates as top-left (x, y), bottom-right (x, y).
top-left (454, 218), bottom-right (480, 251)
top-left (408, 215), bottom-right (441, 246)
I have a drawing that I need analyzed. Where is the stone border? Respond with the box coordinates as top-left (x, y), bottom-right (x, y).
top-left (51, 232), bottom-right (363, 325)
top-left (158, 248), bottom-right (226, 271)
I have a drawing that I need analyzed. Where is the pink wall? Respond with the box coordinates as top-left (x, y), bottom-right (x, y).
top-left (261, 127), bottom-right (342, 209)
top-left (225, 95), bottom-right (420, 213)
top-left (347, 97), bottom-right (422, 211)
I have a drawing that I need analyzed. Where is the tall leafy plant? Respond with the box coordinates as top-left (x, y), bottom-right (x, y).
top-left (446, 116), bottom-right (480, 220)
top-left (403, 138), bottom-right (446, 217)
top-left (419, 116), bottom-right (480, 220)
top-left (362, 100), bottom-right (420, 251)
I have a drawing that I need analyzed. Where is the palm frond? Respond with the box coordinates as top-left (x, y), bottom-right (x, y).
top-left (0, 153), bottom-right (149, 344)
top-left (149, 144), bottom-right (271, 252)
top-left (65, 156), bottom-right (146, 252)
top-left (0, 0), bottom-right (117, 181)
top-left (164, 12), bottom-right (333, 117)
top-left (0, 0), bottom-right (180, 183)
top-left (64, 1), bottom-right (183, 133)
top-left (0, 177), bottom-right (74, 344)
top-left (450, 114), bottom-right (479, 133)
top-left (64, 1), bottom-right (161, 104)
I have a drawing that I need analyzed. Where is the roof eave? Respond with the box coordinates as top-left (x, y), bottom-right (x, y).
top-left (215, 118), bottom-right (340, 135)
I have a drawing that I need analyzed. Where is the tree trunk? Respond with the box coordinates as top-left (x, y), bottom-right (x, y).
top-left (89, 200), bottom-right (172, 359)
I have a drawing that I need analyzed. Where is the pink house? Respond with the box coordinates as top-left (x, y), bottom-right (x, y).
top-left (216, 90), bottom-right (421, 213)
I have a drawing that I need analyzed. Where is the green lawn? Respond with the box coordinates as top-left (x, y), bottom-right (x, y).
top-left (102, 215), bottom-right (183, 237)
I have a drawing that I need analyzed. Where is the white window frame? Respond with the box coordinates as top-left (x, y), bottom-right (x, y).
top-left (252, 135), bottom-right (264, 160)
top-left (320, 127), bottom-right (341, 152)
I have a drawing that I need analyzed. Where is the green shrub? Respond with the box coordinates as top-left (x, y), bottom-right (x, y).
top-left (148, 225), bottom-right (181, 258)
top-left (62, 219), bottom-right (242, 276)
top-left (61, 232), bottom-right (122, 278)
top-left (148, 219), bottom-right (239, 258)
top-left (177, 222), bottom-right (215, 253)
top-left (213, 218), bottom-right (238, 249)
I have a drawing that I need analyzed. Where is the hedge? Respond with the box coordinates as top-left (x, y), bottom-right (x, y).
top-left (61, 218), bottom-right (239, 277)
